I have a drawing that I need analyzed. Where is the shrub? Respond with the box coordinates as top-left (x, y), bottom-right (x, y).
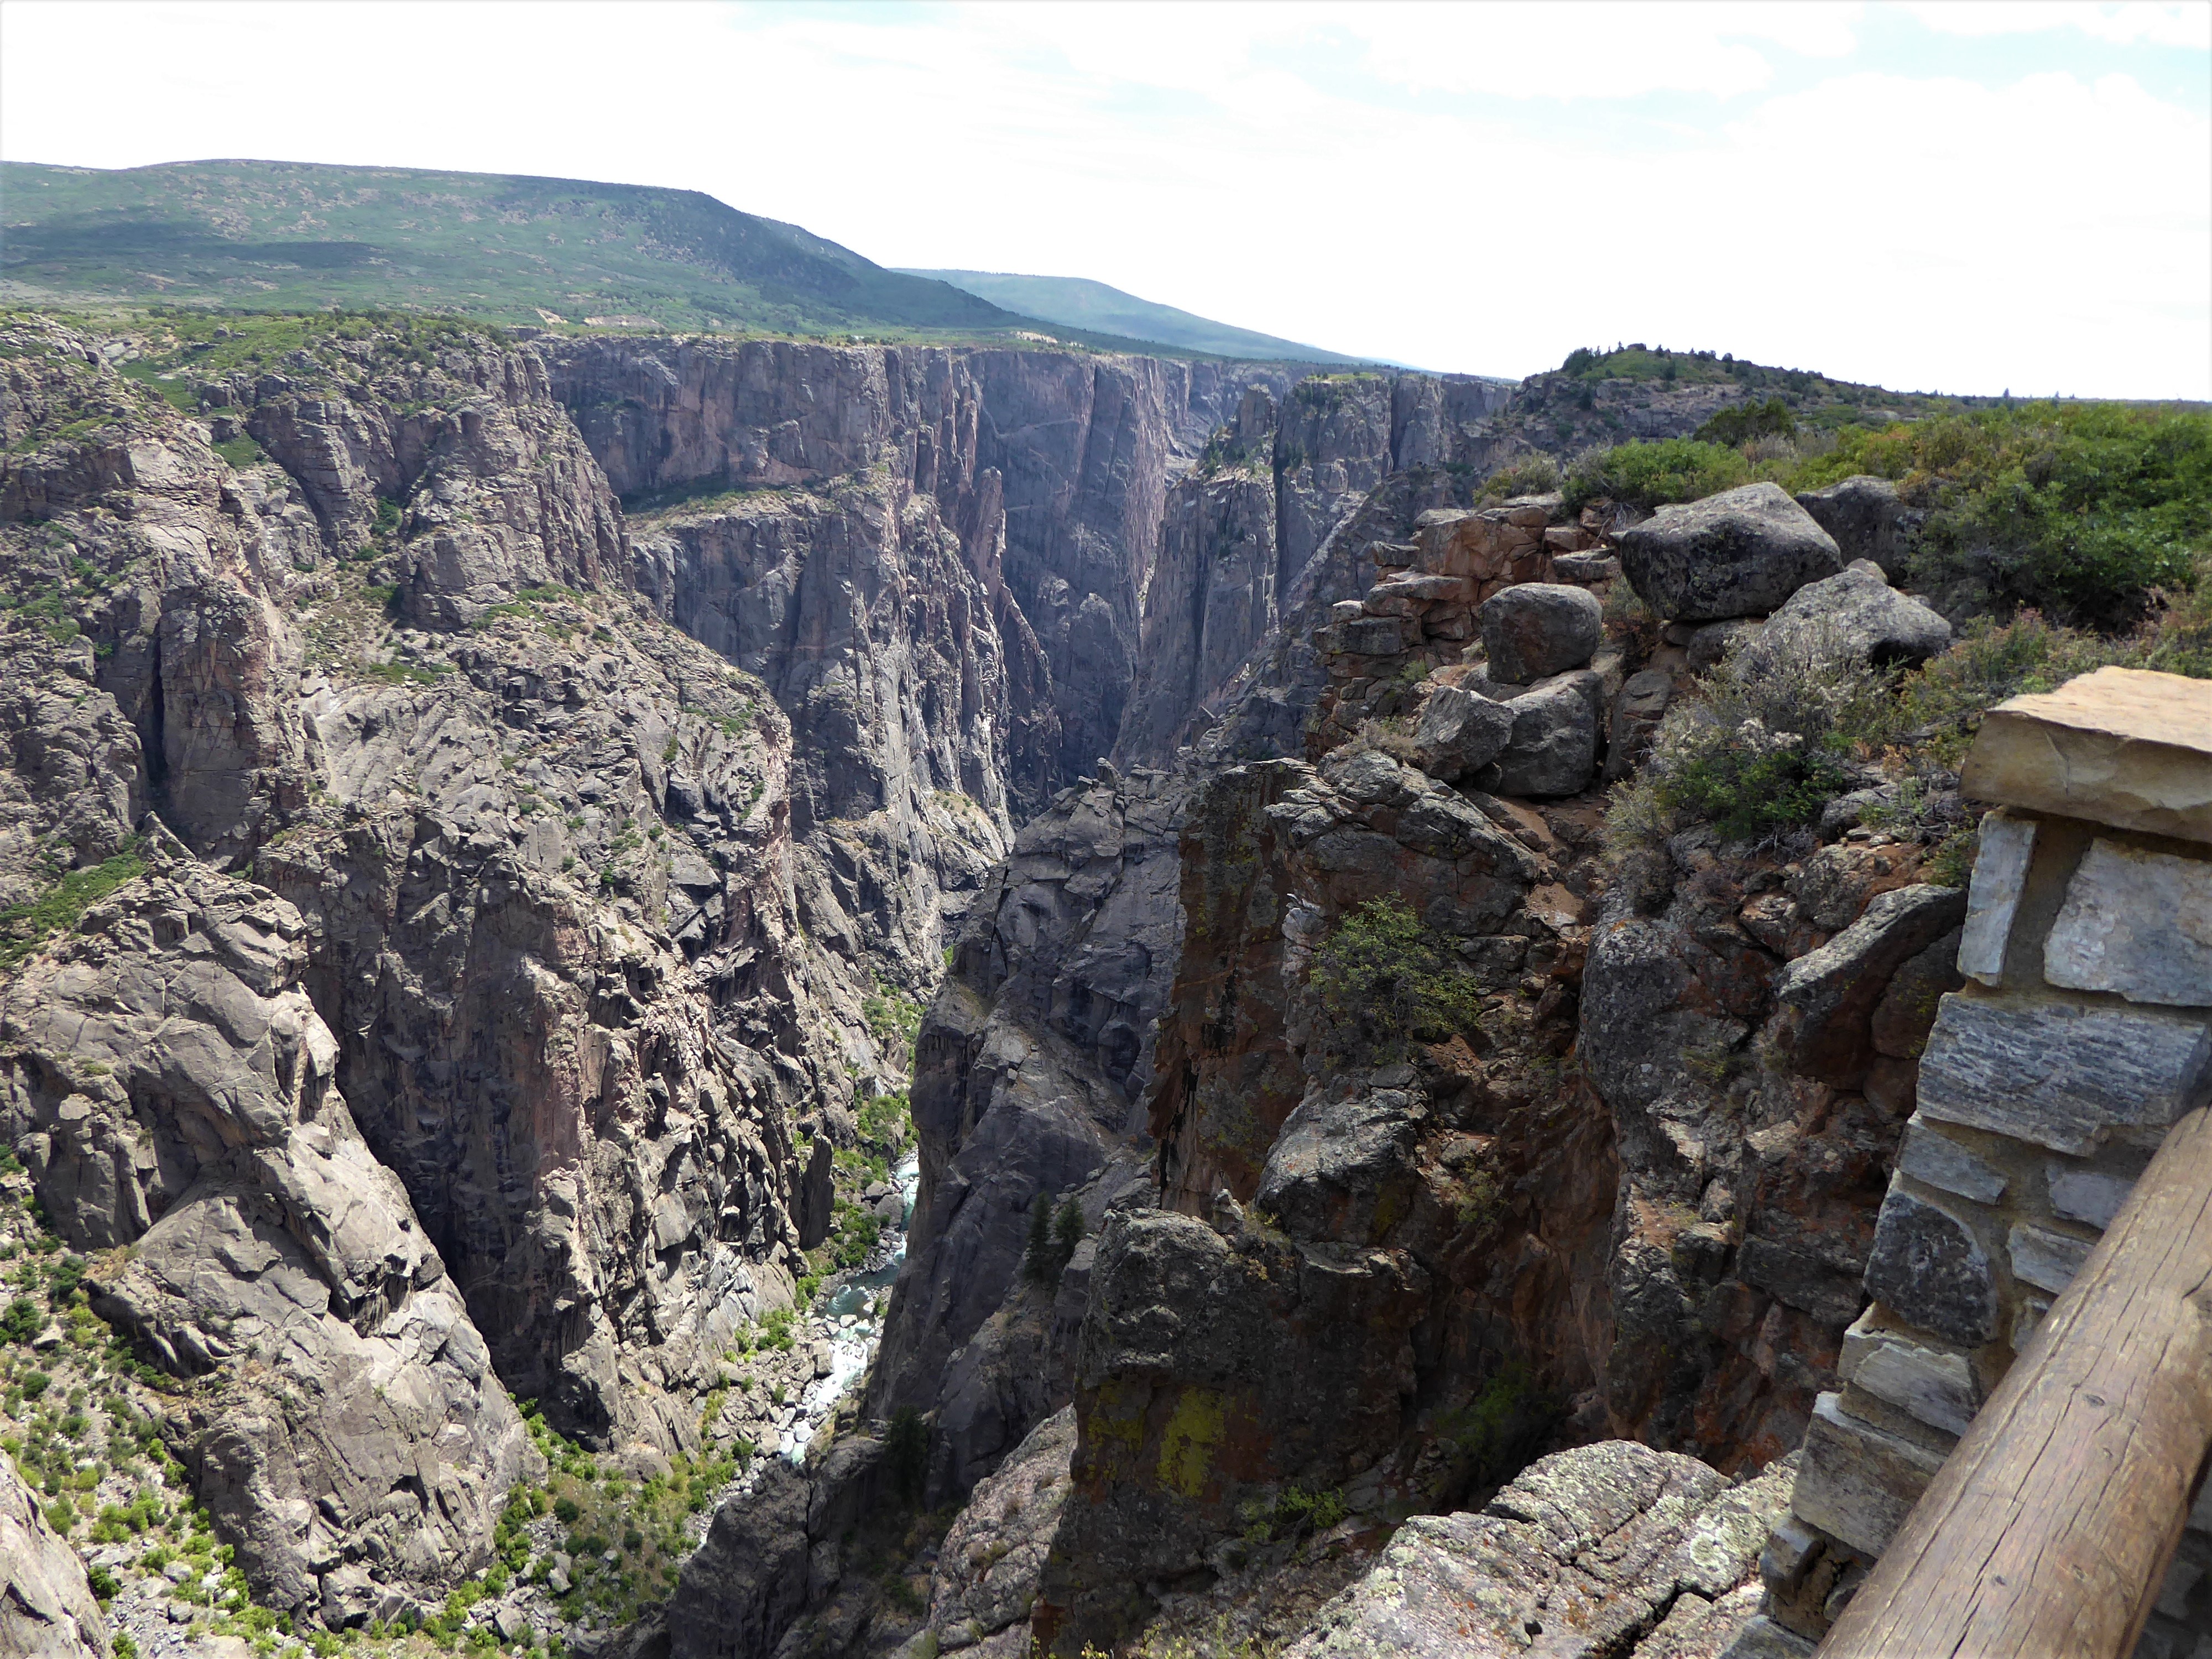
top-left (1561, 438), bottom-right (1750, 513)
top-left (1694, 397), bottom-right (1796, 448)
top-left (1480, 452), bottom-right (1561, 501)
top-left (1052, 1196), bottom-right (1085, 1273)
top-left (1607, 622), bottom-right (1892, 855)
top-left (552, 1496), bottom-right (580, 1525)
top-left (1784, 403), bottom-right (2212, 626)
top-left (1, 1297), bottom-right (41, 1342)
top-left (0, 841), bottom-right (147, 969)
top-left (884, 1407), bottom-right (928, 1505)
top-left (1308, 896), bottom-right (1488, 1061)
top-left (1442, 1364), bottom-right (1563, 1496)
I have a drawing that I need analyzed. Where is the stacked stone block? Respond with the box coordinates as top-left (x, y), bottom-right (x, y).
top-left (1746, 667), bottom-right (2212, 1655)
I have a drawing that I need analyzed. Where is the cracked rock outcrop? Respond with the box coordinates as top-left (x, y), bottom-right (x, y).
top-left (0, 859), bottom-right (534, 1621)
top-left (1282, 1441), bottom-right (1795, 1659)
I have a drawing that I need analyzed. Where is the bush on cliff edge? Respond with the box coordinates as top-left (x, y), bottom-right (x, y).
top-left (1308, 896), bottom-right (1488, 1062)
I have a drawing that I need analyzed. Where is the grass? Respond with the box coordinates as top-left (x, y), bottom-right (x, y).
top-left (0, 841), bottom-right (147, 969)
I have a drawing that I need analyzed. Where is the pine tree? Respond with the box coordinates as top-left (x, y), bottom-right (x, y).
top-left (1021, 1192), bottom-right (1052, 1285)
top-left (1052, 1195), bottom-right (1085, 1279)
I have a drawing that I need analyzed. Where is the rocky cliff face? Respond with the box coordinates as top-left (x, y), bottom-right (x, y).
top-left (1032, 748), bottom-right (1620, 1648)
top-left (0, 853), bottom-right (536, 1620)
top-left (1116, 375), bottom-right (1519, 767)
top-left (4, 299), bottom-right (1997, 1659)
top-left (868, 766), bottom-right (1182, 1496)
top-left (544, 337), bottom-right (1279, 799)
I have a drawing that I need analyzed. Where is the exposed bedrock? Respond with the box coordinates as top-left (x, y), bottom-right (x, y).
top-left (868, 768), bottom-right (1183, 1499)
top-left (0, 857), bottom-right (535, 1620)
top-left (543, 336), bottom-right (1278, 792)
top-left (1118, 377), bottom-right (1517, 768)
top-left (1036, 748), bottom-right (1620, 1650)
top-left (2, 1452), bottom-right (108, 1658)
top-left (1582, 833), bottom-right (1963, 1469)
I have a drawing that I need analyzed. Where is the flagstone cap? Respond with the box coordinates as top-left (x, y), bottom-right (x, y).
top-left (1961, 666), bottom-right (2212, 844)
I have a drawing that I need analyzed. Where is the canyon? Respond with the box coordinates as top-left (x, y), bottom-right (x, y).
top-left (1, 307), bottom-right (2204, 1659)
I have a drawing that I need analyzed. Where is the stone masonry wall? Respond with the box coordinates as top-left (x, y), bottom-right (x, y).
top-left (1744, 668), bottom-right (2212, 1655)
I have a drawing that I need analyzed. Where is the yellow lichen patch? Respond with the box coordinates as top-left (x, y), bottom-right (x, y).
top-left (1156, 1387), bottom-right (1227, 1499)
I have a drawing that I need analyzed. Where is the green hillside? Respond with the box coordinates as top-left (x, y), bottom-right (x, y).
top-left (901, 269), bottom-right (1376, 364)
top-left (0, 159), bottom-right (1028, 338)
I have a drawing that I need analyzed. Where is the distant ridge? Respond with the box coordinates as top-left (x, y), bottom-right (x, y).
top-left (901, 269), bottom-right (1383, 365)
top-left (0, 159), bottom-right (1024, 339)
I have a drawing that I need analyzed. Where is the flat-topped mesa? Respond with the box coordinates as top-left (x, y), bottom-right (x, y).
top-left (1747, 666), bottom-right (2212, 1654)
top-left (1961, 665), bottom-right (2212, 846)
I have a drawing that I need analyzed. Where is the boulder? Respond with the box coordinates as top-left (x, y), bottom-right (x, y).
top-left (1475, 671), bottom-right (1603, 799)
top-left (1616, 482), bottom-right (1842, 623)
top-left (1551, 551), bottom-right (1622, 584)
top-left (0, 1456), bottom-right (106, 1658)
top-left (1795, 474), bottom-right (1922, 580)
top-left (1281, 1442), bottom-right (1794, 1659)
top-left (1478, 582), bottom-right (1604, 682)
top-left (1748, 561), bottom-right (1952, 670)
top-left (1411, 684), bottom-right (1515, 782)
top-left (1775, 884), bottom-right (1969, 1084)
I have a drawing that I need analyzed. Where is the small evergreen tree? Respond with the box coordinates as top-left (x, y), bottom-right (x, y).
top-left (884, 1407), bottom-right (928, 1505)
top-left (1051, 1196), bottom-right (1085, 1279)
top-left (1021, 1192), bottom-right (1053, 1285)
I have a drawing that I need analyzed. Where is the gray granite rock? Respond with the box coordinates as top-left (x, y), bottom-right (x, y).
top-left (921, 1407), bottom-right (1076, 1658)
top-left (0, 864), bottom-right (534, 1617)
top-left (1607, 667), bottom-right (1676, 782)
top-left (1616, 482), bottom-right (1843, 624)
top-left (1412, 683), bottom-right (1515, 782)
top-left (1775, 884), bottom-right (1966, 1084)
top-left (1281, 1442), bottom-right (1794, 1659)
top-left (1869, 928), bottom-right (1965, 1061)
top-left (1747, 561), bottom-right (1952, 671)
top-left (1478, 582), bottom-right (1603, 682)
top-left (1863, 1190), bottom-right (1999, 1346)
top-left (1475, 670), bottom-right (1602, 798)
top-left (1914, 996), bottom-right (2212, 1156)
top-left (1957, 812), bottom-right (2036, 986)
top-left (0, 1455), bottom-right (105, 1658)
top-left (2044, 839), bottom-right (2212, 1008)
top-left (1793, 475), bottom-right (1921, 580)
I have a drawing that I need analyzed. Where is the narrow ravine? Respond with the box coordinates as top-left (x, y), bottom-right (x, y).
top-left (778, 1151), bottom-right (922, 1464)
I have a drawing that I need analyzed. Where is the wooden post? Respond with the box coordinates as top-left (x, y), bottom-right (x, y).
top-left (1818, 1104), bottom-right (2212, 1657)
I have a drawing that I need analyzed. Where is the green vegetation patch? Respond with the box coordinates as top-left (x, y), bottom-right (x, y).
top-left (1787, 402), bottom-right (2212, 626)
top-left (1561, 437), bottom-right (1750, 514)
top-left (0, 841), bottom-right (146, 969)
top-left (1307, 895), bottom-right (1488, 1061)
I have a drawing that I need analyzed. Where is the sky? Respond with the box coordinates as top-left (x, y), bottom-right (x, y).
top-left (2, 1), bottom-right (2207, 398)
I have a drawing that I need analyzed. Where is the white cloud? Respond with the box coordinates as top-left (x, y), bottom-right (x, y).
top-left (1904, 2), bottom-right (2212, 49)
top-left (0, 0), bottom-right (2203, 397)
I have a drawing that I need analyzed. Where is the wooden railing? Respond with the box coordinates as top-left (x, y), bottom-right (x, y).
top-left (1818, 1104), bottom-right (2212, 1657)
